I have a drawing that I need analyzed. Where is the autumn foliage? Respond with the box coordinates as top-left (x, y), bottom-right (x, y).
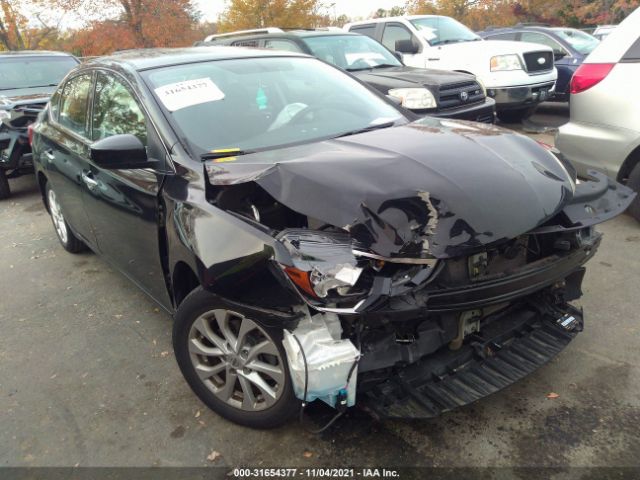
top-left (406, 0), bottom-right (640, 30)
top-left (218, 0), bottom-right (325, 32)
top-left (1, 0), bottom-right (640, 56)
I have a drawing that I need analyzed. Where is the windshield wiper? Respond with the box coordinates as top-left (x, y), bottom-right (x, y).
top-left (347, 63), bottom-right (398, 72)
top-left (200, 149), bottom-right (255, 161)
top-left (334, 120), bottom-right (396, 139)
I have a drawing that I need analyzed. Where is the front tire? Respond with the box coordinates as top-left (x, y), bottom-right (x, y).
top-left (173, 287), bottom-right (298, 429)
top-left (0, 170), bottom-right (10, 199)
top-left (627, 164), bottom-right (640, 222)
top-left (497, 106), bottom-right (536, 124)
top-left (45, 183), bottom-right (86, 253)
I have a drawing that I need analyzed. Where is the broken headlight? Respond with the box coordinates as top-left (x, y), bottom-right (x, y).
top-left (277, 229), bottom-right (369, 304)
top-left (276, 229), bottom-right (440, 310)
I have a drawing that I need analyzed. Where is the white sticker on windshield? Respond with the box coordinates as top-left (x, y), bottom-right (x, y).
top-left (154, 78), bottom-right (225, 112)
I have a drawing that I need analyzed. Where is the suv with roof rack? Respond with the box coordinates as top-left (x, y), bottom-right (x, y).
top-left (199, 28), bottom-right (495, 123)
top-left (345, 16), bottom-right (558, 123)
top-left (479, 24), bottom-right (600, 102)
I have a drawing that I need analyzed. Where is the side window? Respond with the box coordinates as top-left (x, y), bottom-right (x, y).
top-left (350, 24), bottom-right (376, 39)
top-left (521, 32), bottom-right (566, 54)
top-left (486, 32), bottom-right (517, 41)
top-left (58, 73), bottom-right (92, 137)
top-left (264, 39), bottom-right (303, 53)
top-left (382, 23), bottom-right (414, 52)
top-left (92, 72), bottom-right (147, 145)
top-left (49, 86), bottom-right (63, 122)
top-left (232, 39), bottom-right (260, 47)
top-left (623, 37), bottom-right (640, 62)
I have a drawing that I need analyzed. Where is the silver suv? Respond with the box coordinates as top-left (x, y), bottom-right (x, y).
top-left (556, 7), bottom-right (640, 221)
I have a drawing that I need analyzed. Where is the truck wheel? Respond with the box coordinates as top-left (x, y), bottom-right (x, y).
top-left (0, 170), bottom-right (10, 199)
top-left (497, 107), bottom-right (536, 124)
top-left (173, 287), bottom-right (298, 429)
top-left (627, 164), bottom-right (640, 222)
top-left (45, 183), bottom-right (87, 253)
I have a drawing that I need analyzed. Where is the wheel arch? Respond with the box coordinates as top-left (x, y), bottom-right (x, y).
top-left (37, 171), bottom-right (49, 212)
top-left (618, 144), bottom-right (640, 183)
top-left (172, 260), bottom-right (201, 308)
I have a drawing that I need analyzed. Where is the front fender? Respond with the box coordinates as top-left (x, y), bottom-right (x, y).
top-left (164, 174), bottom-right (301, 312)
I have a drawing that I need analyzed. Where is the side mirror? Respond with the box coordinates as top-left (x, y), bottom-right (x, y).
top-left (395, 39), bottom-right (420, 55)
top-left (392, 51), bottom-right (404, 62)
top-left (554, 51), bottom-right (567, 61)
top-left (90, 134), bottom-right (152, 170)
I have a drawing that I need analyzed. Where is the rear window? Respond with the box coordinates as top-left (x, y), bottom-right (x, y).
top-left (485, 32), bottom-right (517, 41)
top-left (350, 24), bottom-right (376, 39)
top-left (0, 56), bottom-right (78, 91)
top-left (623, 37), bottom-right (640, 62)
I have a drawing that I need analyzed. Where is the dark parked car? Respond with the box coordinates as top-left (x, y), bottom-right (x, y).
top-left (479, 25), bottom-right (600, 101)
top-left (200, 29), bottom-right (496, 123)
top-left (32, 47), bottom-right (634, 428)
top-left (0, 51), bottom-right (79, 198)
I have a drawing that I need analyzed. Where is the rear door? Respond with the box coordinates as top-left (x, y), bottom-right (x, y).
top-left (40, 72), bottom-right (96, 246)
top-left (83, 70), bottom-right (172, 308)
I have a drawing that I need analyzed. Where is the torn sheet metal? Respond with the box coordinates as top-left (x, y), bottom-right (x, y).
top-left (205, 117), bottom-right (587, 259)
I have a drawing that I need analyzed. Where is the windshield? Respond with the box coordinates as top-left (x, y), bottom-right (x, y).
top-left (144, 57), bottom-right (403, 155)
top-left (410, 17), bottom-right (480, 45)
top-left (552, 28), bottom-right (600, 55)
top-left (0, 56), bottom-right (78, 91)
top-left (303, 34), bottom-right (402, 71)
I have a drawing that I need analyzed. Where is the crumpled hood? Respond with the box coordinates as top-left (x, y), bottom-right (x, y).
top-left (206, 117), bottom-right (574, 259)
top-left (0, 89), bottom-right (52, 109)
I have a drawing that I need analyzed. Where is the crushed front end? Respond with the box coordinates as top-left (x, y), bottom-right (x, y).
top-left (202, 118), bottom-right (636, 419)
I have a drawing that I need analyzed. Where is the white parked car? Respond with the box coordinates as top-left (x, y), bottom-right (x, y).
top-left (345, 15), bottom-right (558, 122)
top-left (556, 8), bottom-right (640, 221)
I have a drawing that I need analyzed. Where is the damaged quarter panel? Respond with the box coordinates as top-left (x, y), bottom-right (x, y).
top-left (163, 152), bottom-right (301, 312)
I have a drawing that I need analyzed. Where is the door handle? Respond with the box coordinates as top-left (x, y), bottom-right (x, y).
top-left (44, 149), bottom-right (55, 162)
top-left (81, 171), bottom-right (99, 190)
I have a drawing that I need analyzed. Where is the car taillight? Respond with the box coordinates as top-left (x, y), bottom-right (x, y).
top-left (570, 63), bottom-right (615, 95)
top-left (27, 124), bottom-right (34, 146)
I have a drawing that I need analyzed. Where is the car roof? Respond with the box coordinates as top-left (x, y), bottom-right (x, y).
top-left (204, 30), bottom-right (360, 43)
top-left (83, 46), bottom-right (309, 71)
top-left (0, 50), bottom-right (75, 58)
top-left (347, 15), bottom-right (444, 26)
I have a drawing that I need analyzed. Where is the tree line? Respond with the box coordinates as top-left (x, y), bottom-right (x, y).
top-left (1, 0), bottom-right (638, 56)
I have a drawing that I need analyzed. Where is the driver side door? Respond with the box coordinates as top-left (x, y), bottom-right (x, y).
top-left (82, 70), bottom-right (172, 309)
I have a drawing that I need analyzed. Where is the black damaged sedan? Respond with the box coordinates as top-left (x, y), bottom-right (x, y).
top-left (32, 47), bottom-right (634, 428)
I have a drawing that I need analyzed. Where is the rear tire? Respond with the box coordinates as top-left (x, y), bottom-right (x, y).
top-left (497, 107), bottom-right (536, 124)
top-left (0, 170), bottom-right (10, 200)
top-left (627, 164), bottom-right (640, 222)
top-left (45, 182), bottom-right (86, 253)
top-left (173, 287), bottom-right (298, 429)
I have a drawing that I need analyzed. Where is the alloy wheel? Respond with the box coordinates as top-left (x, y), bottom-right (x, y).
top-left (48, 189), bottom-right (68, 245)
top-left (187, 309), bottom-right (285, 411)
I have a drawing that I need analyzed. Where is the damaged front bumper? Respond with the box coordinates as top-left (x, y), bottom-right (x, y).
top-left (362, 300), bottom-right (583, 419)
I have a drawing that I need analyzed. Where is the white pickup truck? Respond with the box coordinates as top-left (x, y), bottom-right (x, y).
top-left (345, 15), bottom-right (558, 122)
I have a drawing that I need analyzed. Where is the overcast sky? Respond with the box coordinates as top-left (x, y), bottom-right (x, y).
top-left (193, 0), bottom-right (407, 22)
